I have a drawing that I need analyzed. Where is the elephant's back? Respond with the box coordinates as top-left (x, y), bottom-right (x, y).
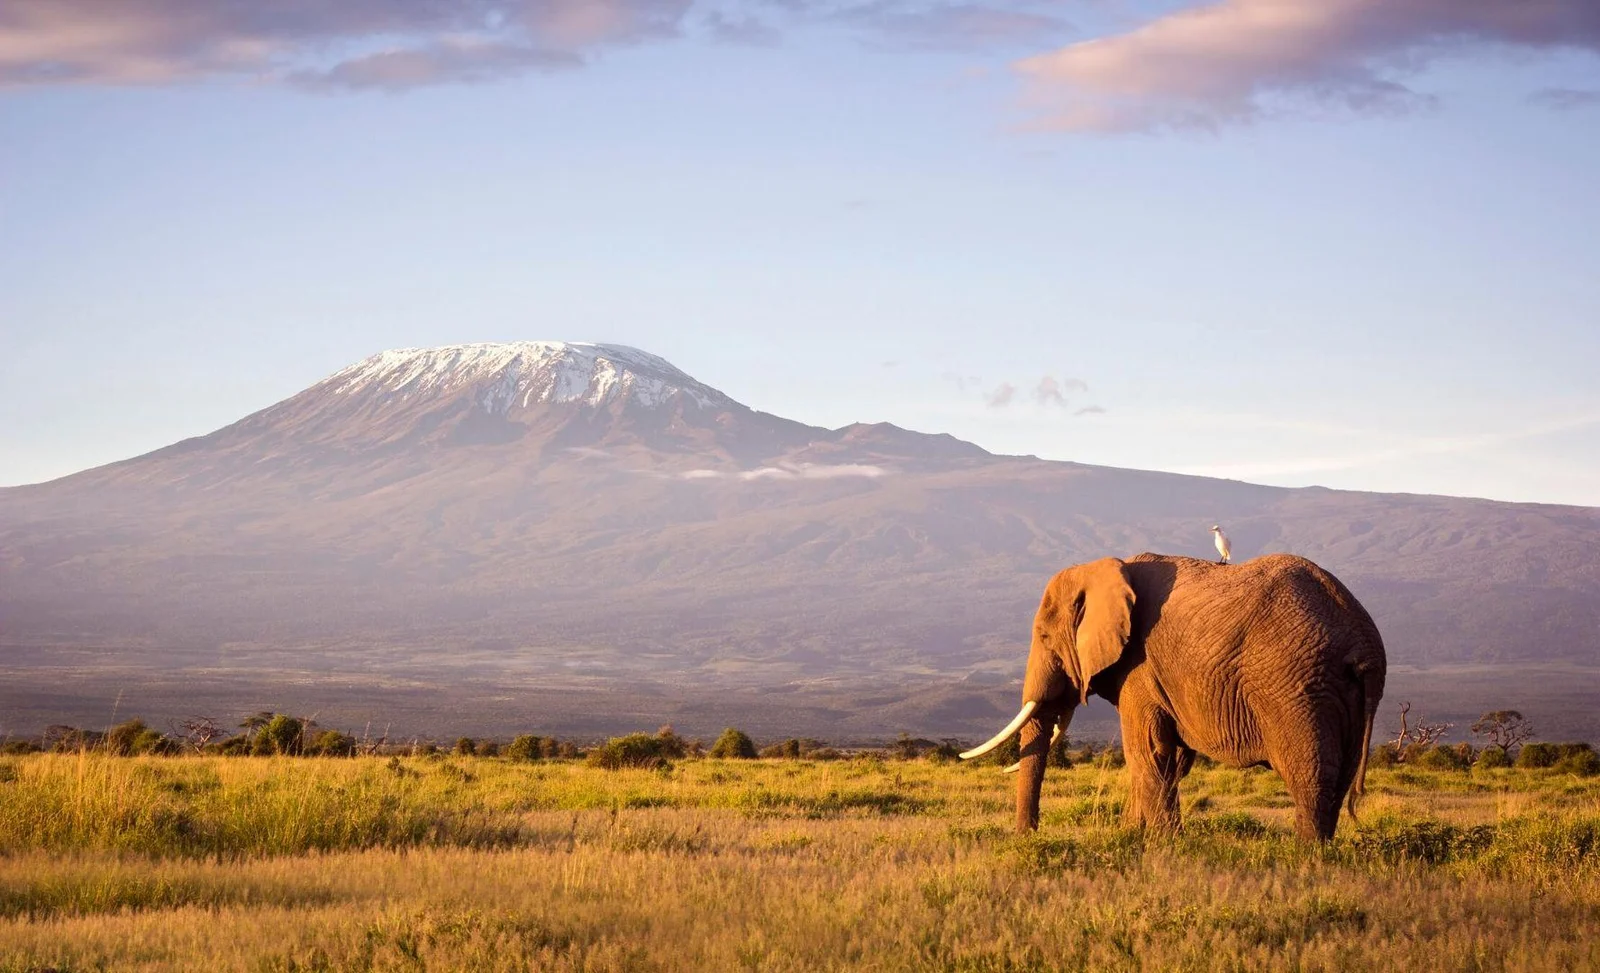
top-left (1129, 551), bottom-right (1386, 664)
top-left (1129, 553), bottom-right (1375, 619)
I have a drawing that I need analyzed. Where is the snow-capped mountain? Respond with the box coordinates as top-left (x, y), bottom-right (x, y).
top-left (55, 341), bottom-right (986, 484)
top-left (2, 341), bottom-right (1598, 740)
top-left (325, 342), bottom-right (736, 414)
top-left (184, 340), bottom-right (778, 461)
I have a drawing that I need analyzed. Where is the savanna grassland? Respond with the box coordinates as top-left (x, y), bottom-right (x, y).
top-left (2, 752), bottom-right (1598, 972)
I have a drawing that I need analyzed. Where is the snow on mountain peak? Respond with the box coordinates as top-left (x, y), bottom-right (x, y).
top-left (324, 342), bottom-right (736, 414)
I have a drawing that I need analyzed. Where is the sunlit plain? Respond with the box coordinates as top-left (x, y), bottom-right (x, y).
top-left (2, 753), bottom-right (1597, 971)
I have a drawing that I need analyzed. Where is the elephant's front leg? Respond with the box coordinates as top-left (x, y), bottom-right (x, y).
top-left (1118, 688), bottom-right (1184, 832)
top-left (1014, 710), bottom-right (1058, 833)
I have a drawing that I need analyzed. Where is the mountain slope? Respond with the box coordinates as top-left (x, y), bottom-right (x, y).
top-left (2, 341), bottom-right (1597, 738)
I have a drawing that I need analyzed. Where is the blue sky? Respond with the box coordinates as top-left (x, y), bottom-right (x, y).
top-left (2, 0), bottom-right (1598, 504)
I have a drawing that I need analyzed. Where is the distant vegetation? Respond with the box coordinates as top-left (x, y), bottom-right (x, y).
top-left (6, 704), bottom-right (1596, 781)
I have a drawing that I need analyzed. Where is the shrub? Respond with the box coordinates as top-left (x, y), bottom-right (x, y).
top-left (215, 735), bottom-right (253, 756)
top-left (761, 739), bottom-right (803, 760)
top-left (1553, 746), bottom-right (1600, 777)
top-left (454, 737), bottom-right (477, 757)
top-left (505, 735), bottom-right (546, 761)
top-left (105, 719), bottom-right (172, 756)
top-left (588, 733), bottom-right (675, 770)
top-left (1368, 743), bottom-right (1399, 768)
top-left (477, 740), bottom-right (500, 757)
top-left (1096, 746), bottom-right (1126, 769)
top-left (1415, 745), bottom-right (1471, 771)
top-left (1049, 734), bottom-right (1072, 769)
top-left (927, 740), bottom-right (962, 763)
top-left (892, 734), bottom-right (935, 760)
top-left (253, 716), bottom-right (305, 756)
top-left (1475, 746), bottom-right (1512, 769)
top-left (46, 725), bottom-right (101, 753)
top-left (654, 725), bottom-right (687, 759)
top-left (1517, 743), bottom-right (1562, 769)
top-left (1348, 821), bottom-right (1495, 865)
top-left (306, 729), bottom-right (355, 757)
top-left (710, 728), bottom-right (757, 759)
top-left (1, 740), bottom-right (41, 755)
top-left (989, 734), bottom-right (1021, 767)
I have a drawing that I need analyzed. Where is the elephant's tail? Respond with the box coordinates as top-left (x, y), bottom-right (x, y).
top-left (1346, 657), bottom-right (1385, 822)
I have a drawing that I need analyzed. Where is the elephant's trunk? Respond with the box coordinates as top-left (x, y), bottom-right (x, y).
top-left (1016, 703), bottom-right (1074, 832)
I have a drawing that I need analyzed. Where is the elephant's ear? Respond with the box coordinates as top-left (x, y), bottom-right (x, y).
top-left (1068, 558), bottom-right (1135, 703)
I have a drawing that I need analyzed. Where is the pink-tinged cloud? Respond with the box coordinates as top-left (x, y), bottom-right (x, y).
top-left (1015, 0), bottom-right (1600, 132)
top-left (986, 382), bottom-right (1018, 408)
top-left (1033, 374), bottom-right (1087, 407)
top-left (0, 0), bottom-right (689, 89)
top-left (292, 40), bottom-right (581, 91)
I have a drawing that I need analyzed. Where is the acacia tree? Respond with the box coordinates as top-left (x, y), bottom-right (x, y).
top-left (239, 711), bottom-right (275, 742)
top-left (1470, 710), bottom-right (1535, 755)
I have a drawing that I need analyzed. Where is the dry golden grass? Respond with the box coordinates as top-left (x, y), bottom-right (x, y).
top-left (1, 753), bottom-right (1597, 971)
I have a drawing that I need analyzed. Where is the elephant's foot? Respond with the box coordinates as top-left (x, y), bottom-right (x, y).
top-left (1124, 793), bottom-right (1182, 833)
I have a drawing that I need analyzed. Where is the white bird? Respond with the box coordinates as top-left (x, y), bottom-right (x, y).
top-left (1210, 525), bottom-right (1232, 565)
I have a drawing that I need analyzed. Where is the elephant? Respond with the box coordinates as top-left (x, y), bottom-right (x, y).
top-left (960, 553), bottom-right (1386, 841)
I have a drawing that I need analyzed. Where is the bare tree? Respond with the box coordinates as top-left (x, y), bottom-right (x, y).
top-left (354, 721), bottom-right (390, 757)
top-left (176, 716), bottom-right (223, 754)
top-left (1411, 717), bottom-right (1453, 750)
top-left (1390, 701), bottom-right (1453, 762)
top-left (1470, 710), bottom-right (1535, 754)
top-left (1390, 701), bottom-right (1413, 756)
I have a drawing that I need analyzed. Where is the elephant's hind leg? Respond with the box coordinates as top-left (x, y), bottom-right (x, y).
top-left (1119, 685), bottom-right (1185, 832)
top-left (1275, 720), bottom-right (1348, 841)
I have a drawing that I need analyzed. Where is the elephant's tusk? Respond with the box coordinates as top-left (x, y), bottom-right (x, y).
top-left (1000, 724), bottom-right (1063, 773)
top-left (959, 700), bottom-right (1038, 760)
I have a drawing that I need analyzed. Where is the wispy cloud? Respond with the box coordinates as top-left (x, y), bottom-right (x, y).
top-left (0, 0), bottom-right (690, 89)
top-left (1171, 411), bottom-right (1600, 481)
top-left (1015, 0), bottom-right (1600, 132)
top-left (678, 462), bottom-right (890, 481)
top-left (702, 11), bottom-right (783, 47)
top-left (1529, 87), bottom-right (1600, 110)
top-left (827, 1), bottom-right (1072, 52)
top-left (941, 371), bottom-right (982, 392)
top-left (979, 374), bottom-right (1102, 414)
